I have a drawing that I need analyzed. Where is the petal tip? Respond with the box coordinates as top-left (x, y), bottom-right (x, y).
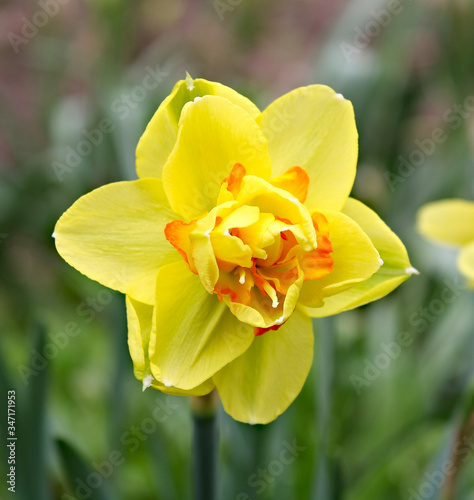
top-left (406, 266), bottom-right (419, 275)
top-left (142, 374), bottom-right (153, 391)
top-left (185, 72), bottom-right (194, 90)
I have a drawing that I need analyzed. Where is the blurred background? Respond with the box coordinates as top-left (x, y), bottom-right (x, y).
top-left (1, 0), bottom-right (474, 498)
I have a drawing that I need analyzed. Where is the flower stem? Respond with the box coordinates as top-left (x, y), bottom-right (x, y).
top-left (313, 316), bottom-right (336, 499)
top-left (190, 390), bottom-right (219, 500)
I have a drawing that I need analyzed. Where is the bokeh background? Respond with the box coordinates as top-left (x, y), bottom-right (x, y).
top-left (1, 0), bottom-right (474, 498)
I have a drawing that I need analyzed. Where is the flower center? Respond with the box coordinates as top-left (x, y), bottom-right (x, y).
top-left (165, 164), bottom-right (333, 333)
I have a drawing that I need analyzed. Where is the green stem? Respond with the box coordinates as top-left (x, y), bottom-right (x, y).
top-left (190, 390), bottom-right (219, 500)
top-left (313, 316), bottom-right (336, 500)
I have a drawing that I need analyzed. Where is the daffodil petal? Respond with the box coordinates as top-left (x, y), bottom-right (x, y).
top-left (54, 179), bottom-right (179, 305)
top-left (417, 199), bottom-right (474, 246)
top-left (458, 241), bottom-right (474, 288)
top-left (304, 198), bottom-right (413, 316)
top-left (218, 205), bottom-right (260, 232)
top-left (149, 260), bottom-right (254, 390)
top-left (226, 270), bottom-right (303, 329)
top-left (211, 232), bottom-right (253, 269)
top-left (189, 201), bottom-right (237, 293)
top-left (270, 166), bottom-right (310, 203)
top-left (237, 175), bottom-right (317, 248)
top-left (126, 295), bottom-right (153, 380)
top-left (258, 85), bottom-right (358, 212)
top-left (150, 379), bottom-right (215, 396)
top-left (126, 295), bottom-right (214, 395)
top-left (213, 307), bottom-right (313, 424)
top-left (162, 96), bottom-right (272, 219)
top-left (343, 198), bottom-right (411, 269)
top-left (136, 78), bottom-right (261, 179)
top-left (298, 209), bottom-right (380, 308)
top-left (304, 273), bottom-right (409, 317)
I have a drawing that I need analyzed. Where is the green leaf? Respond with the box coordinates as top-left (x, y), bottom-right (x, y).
top-left (16, 324), bottom-right (50, 500)
top-left (57, 439), bottom-right (117, 500)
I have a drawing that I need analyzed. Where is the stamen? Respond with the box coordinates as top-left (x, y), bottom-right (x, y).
top-left (239, 268), bottom-right (246, 284)
top-left (263, 282), bottom-right (278, 308)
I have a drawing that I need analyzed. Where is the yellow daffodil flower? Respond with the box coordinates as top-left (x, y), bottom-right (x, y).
top-left (54, 76), bottom-right (415, 424)
top-left (418, 199), bottom-right (474, 287)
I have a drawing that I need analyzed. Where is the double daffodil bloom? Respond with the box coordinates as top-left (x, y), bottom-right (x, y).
top-left (55, 76), bottom-right (415, 424)
top-left (418, 199), bottom-right (474, 287)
